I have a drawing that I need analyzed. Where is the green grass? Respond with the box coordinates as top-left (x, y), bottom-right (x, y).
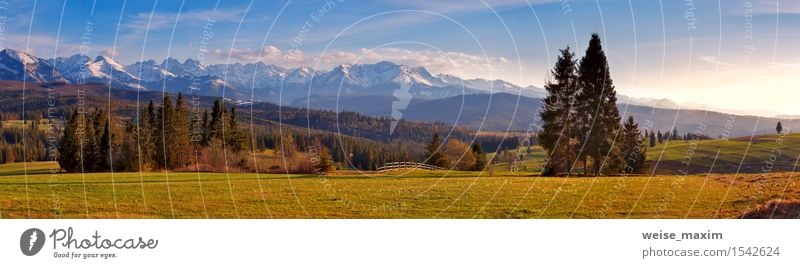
top-left (488, 133), bottom-right (800, 175)
top-left (488, 146), bottom-right (546, 173)
top-left (1, 119), bottom-right (62, 132)
top-left (647, 133), bottom-right (800, 174)
top-left (1, 162), bottom-right (797, 219)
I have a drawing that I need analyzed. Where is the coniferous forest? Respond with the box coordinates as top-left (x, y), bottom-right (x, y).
top-left (23, 88), bottom-right (521, 173)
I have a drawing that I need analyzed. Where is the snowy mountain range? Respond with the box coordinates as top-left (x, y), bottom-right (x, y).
top-left (0, 48), bottom-right (545, 105)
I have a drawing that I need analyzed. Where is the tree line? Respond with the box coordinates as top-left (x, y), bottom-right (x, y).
top-left (58, 94), bottom-right (246, 172)
top-left (422, 132), bottom-right (487, 171)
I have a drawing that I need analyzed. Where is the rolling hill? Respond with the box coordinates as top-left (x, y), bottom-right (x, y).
top-left (317, 93), bottom-right (798, 137)
top-left (490, 132), bottom-right (800, 175)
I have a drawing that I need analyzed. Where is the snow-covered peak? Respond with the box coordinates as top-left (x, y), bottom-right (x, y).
top-left (285, 66), bottom-right (316, 84)
top-left (0, 49), bottom-right (66, 83)
top-left (3, 49), bottom-right (38, 65)
top-left (182, 58), bottom-right (205, 73)
top-left (319, 61), bottom-right (437, 88)
top-left (0, 48), bottom-right (546, 102)
top-left (93, 55), bottom-right (128, 71)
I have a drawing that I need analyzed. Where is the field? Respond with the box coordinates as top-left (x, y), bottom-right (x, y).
top-left (1, 119), bottom-right (62, 132)
top-left (1, 162), bottom-right (797, 218)
top-left (492, 132), bottom-right (800, 175)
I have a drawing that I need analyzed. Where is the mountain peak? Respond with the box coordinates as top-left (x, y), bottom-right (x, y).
top-left (2, 48), bottom-right (38, 65)
top-left (160, 57), bottom-right (182, 68)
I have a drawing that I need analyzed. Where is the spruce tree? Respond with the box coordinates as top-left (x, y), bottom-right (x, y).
top-left (671, 127), bottom-right (679, 141)
top-left (137, 101), bottom-right (156, 170)
top-left (82, 116), bottom-right (100, 172)
top-left (155, 95), bottom-right (174, 169)
top-left (315, 145), bottom-right (335, 174)
top-left (649, 130), bottom-right (656, 147)
top-left (471, 142), bottom-right (487, 171)
top-left (208, 100), bottom-right (224, 143)
top-left (200, 109), bottom-right (210, 145)
top-left (574, 34), bottom-right (623, 175)
top-left (620, 116), bottom-right (646, 173)
top-left (657, 130), bottom-right (663, 143)
top-left (98, 121), bottom-right (111, 171)
top-left (58, 109), bottom-right (80, 172)
top-left (538, 47), bottom-right (578, 175)
top-left (226, 105), bottom-right (245, 152)
top-left (776, 121), bottom-right (783, 134)
top-left (172, 93), bottom-right (191, 168)
top-left (424, 132), bottom-right (447, 167)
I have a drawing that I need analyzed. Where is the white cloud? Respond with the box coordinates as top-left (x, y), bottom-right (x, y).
top-left (212, 45), bottom-right (305, 64)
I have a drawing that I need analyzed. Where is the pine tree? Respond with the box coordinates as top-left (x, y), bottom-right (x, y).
top-left (649, 130), bottom-right (656, 147)
top-left (776, 121), bottom-right (783, 134)
top-left (207, 100), bottom-right (224, 143)
top-left (136, 101), bottom-right (156, 171)
top-left (58, 109), bottom-right (81, 172)
top-left (538, 47), bottom-right (578, 175)
top-left (671, 127), bottom-right (679, 141)
top-left (98, 121), bottom-right (111, 171)
top-left (172, 93), bottom-right (191, 168)
top-left (471, 142), bottom-right (487, 171)
top-left (424, 132), bottom-right (447, 167)
top-left (620, 116), bottom-right (646, 173)
top-left (315, 144), bottom-right (335, 174)
top-left (200, 109), bottom-right (210, 145)
top-left (226, 105), bottom-right (245, 152)
top-left (82, 116), bottom-right (100, 172)
top-left (155, 95), bottom-right (174, 169)
top-left (574, 33), bottom-right (623, 175)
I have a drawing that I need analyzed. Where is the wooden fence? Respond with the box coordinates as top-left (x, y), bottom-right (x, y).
top-left (376, 162), bottom-right (444, 172)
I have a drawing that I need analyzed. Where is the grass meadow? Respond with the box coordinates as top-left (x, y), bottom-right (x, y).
top-left (1, 162), bottom-right (797, 219)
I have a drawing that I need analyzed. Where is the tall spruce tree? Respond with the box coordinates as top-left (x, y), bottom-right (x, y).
top-left (199, 109), bottom-right (210, 145)
top-left (315, 144), bottom-right (335, 174)
top-left (156, 95), bottom-right (174, 169)
top-left (471, 142), bottom-right (487, 171)
top-left (207, 100), bottom-right (225, 144)
top-left (575, 34), bottom-right (623, 175)
top-left (58, 109), bottom-right (81, 172)
top-left (671, 127), bottom-right (679, 141)
top-left (172, 93), bottom-right (191, 168)
top-left (98, 121), bottom-right (111, 171)
top-left (649, 130), bottom-right (656, 147)
top-left (226, 105), bottom-right (245, 152)
top-left (776, 121), bottom-right (783, 134)
top-left (82, 115), bottom-right (100, 172)
top-left (137, 101), bottom-right (156, 170)
top-left (424, 132), bottom-right (447, 167)
top-left (620, 116), bottom-right (646, 173)
top-left (539, 47), bottom-right (579, 175)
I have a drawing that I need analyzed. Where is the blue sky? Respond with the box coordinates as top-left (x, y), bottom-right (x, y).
top-left (1, 0), bottom-right (799, 116)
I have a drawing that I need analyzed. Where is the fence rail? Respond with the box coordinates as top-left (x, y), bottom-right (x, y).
top-left (376, 162), bottom-right (444, 172)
